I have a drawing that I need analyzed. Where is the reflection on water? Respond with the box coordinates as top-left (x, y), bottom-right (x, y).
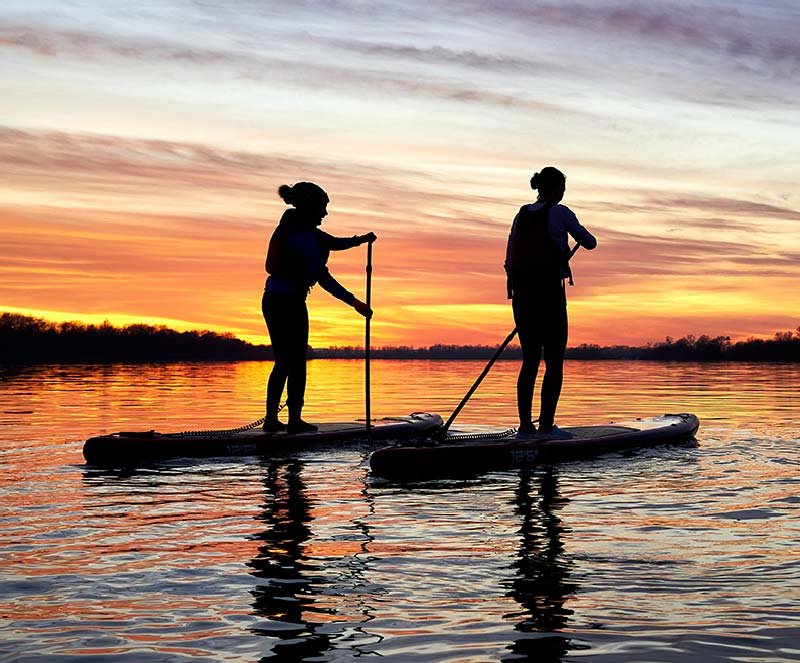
top-left (505, 468), bottom-right (583, 660)
top-left (1, 359), bottom-right (800, 661)
top-left (247, 463), bottom-right (585, 662)
top-left (248, 458), bottom-right (386, 661)
top-left (250, 461), bottom-right (331, 659)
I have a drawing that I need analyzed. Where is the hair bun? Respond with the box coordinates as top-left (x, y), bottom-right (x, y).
top-left (278, 184), bottom-right (294, 204)
top-left (529, 167), bottom-right (566, 194)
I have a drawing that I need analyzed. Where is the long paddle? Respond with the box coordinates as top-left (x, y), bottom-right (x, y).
top-left (365, 240), bottom-right (373, 439)
top-left (435, 326), bottom-right (518, 440)
top-left (435, 244), bottom-right (583, 441)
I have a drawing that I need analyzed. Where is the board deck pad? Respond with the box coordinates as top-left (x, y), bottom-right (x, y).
top-left (370, 413), bottom-right (699, 479)
top-left (83, 413), bottom-right (442, 466)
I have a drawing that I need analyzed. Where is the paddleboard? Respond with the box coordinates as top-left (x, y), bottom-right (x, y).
top-left (369, 413), bottom-right (699, 479)
top-left (83, 412), bottom-right (442, 466)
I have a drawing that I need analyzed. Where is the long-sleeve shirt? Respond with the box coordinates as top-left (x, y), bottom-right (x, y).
top-left (265, 226), bottom-right (359, 304)
top-left (505, 202), bottom-right (597, 278)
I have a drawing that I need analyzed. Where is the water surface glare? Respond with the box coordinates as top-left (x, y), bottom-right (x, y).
top-left (1, 359), bottom-right (799, 662)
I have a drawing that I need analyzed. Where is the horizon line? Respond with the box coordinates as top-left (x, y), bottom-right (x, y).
top-left (3, 310), bottom-right (797, 351)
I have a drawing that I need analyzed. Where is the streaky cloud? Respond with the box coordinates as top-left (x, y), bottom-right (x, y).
top-left (319, 36), bottom-right (555, 73)
top-left (0, 125), bottom-right (429, 200)
top-left (0, 23), bottom-right (249, 66)
top-left (459, 1), bottom-right (800, 70)
top-left (646, 194), bottom-right (800, 223)
top-left (585, 194), bottom-right (800, 224)
top-left (0, 23), bottom-right (580, 117)
top-left (583, 227), bottom-right (800, 280)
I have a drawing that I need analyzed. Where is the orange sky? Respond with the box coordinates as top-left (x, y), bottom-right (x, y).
top-left (1, 3), bottom-right (799, 347)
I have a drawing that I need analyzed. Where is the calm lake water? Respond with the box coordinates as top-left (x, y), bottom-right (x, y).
top-left (1, 359), bottom-right (799, 662)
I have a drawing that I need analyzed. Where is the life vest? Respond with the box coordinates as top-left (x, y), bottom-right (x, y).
top-left (265, 212), bottom-right (329, 288)
top-left (314, 229), bottom-right (331, 266)
top-left (507, 202), bottom-right (568, 283)
top-left (265, 225), bottom-right (288, 274)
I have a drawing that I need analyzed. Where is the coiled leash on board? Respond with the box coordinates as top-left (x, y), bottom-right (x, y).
top-left (176, 403), bottom-right (286, 437)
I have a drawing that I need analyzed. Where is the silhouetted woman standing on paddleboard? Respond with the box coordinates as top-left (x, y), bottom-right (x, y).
top-left (263, 182), bottom-right (374, 434)
top-left (505, 167), bottom-right (597, 439)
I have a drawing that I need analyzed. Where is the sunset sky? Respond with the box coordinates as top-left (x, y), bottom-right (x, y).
top-left (2, 1), bottom-right (799, 347)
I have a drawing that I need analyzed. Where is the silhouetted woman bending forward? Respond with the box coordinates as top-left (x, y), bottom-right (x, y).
top-left (505, 167), bottom-right (597, 439)
top-left (262, 182), bottom-right (374, 434)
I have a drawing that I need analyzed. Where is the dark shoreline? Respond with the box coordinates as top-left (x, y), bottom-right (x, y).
top-left (2, 313), bottom-right (799, 364)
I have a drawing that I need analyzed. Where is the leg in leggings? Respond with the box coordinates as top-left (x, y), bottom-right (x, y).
top-left (262, 292), bottom-right (308, 421)
top-left (538, 303), bottom-right (568, 430)
top-left (285, 301), bottom-right (309, 423)
top-left (513, 293), bottom-right (543, 430)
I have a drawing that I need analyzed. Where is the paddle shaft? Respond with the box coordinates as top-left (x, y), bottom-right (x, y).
top-left (565, 242), bottom-right (581, 285)
top-left (365, 241), bottom-right (372, 437)
top-left (437, 326), bottom-right (518, 439)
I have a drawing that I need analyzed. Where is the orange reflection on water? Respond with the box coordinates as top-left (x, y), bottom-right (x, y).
top-left (233, 356), bottom-right (784, 431)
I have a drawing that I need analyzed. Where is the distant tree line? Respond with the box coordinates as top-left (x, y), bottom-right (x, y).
top-left (317, 330), bottom-right (800, 362)
top-left (2, 313), bottom-right (799, 363)
top-left (567, 330), bottom-right (800, 361)
top-left (0, 313), bottom-right (271, 363)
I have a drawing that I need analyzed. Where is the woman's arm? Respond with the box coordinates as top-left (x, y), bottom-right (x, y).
top-left (504, 208), bottom-right (525, 299)
top-left (317, 268), bottom-right (372, 317)
top-left (317, 230), bottom-right (376, 251)
top-left (561, 207), bottom-right (597, 249)
top-left (504, 210), bottom-right (522, 276)
top-left (298, 230), bottom-right (373, 315)
top-left (316, 267), bottom-right (356, 304)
